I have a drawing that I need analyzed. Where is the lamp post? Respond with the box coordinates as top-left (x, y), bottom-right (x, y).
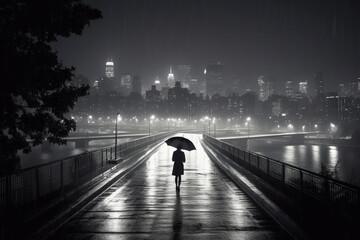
top-left (149, 115), bottom-right (155, 136)
top-left (115, 113), bottom-right (121, 160)
top-left (246, 117), bottom-right (251, 137)
top-left (213, 118), bottom-right (216, 137)
top-left (246, 117), bottom-right (251, 150)
top-left (204, 116), bottom-right (210, 135)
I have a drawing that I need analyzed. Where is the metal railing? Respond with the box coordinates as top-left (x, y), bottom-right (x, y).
top-left (0, 132), bottom-right (173, 213)
top-left (203, 134), bottom-right (360, 213)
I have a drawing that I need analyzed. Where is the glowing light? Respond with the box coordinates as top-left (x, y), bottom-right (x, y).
top-left (150, 115), bottom-right (155, 120)
top-left (246, 117), bottom-right (251, 122)
top-left (106, 61), bottom-right (114, 66)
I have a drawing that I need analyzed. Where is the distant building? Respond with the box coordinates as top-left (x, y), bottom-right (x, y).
top-left (206, 63), bottom-right (224, 97)
top-left (338, 80), bottom-right (360, 98)
top-left (285, 81), bottom-right (294, 98)
top-left (167, 66), bottom-right (175, 88)
top-left (299, 81), bottom-right (308, 95)
top-left (325, 92), bottom-right (339, 123)
top-left (105, 60), bottom-right (114, 78)
top-left (132, 75), bottom-right (142, 94)
top-left (154, 76), bottom-right (161, 90)
top-left (146, 85), bottom-right (161, 114)
top-left (177, 65), bottom-right (191, 88)
top-left (189, 78), bottom-right (199, 93)
top-left (314, 72), bottom-right (324, 97)
top-left (120, 75), bottom-right (131, 95)
top-left (258, 76), bottom-right (276, 101)
top-left (168, 81), bottom-right (191, 117)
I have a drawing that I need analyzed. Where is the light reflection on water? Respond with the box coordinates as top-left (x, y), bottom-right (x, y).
top-left (225, 138), bottom-right (360, 185)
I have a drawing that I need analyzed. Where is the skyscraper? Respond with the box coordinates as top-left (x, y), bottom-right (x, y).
top-left (121, 75), bottom-right (131, 95)
top-left (177, 65), bottom-right (191, 88)
top-left (258, 76), bottom-right (276, 101)
top-left (105, 60), bottom-right (114, 78)
top-left (285, 81), bottom-right (294, 98)
top-left (299, 81), bottom-right (308, 95)
top-left (314, 72), bottom-right (324, 97)
top-left (258, 76), bottom-right (267, 101)
top-left (154, 76), bottom-right (161, 90)
top-left (132, 75), bottom-right (142, 94)
top-left (167, 66), bottom-right (175, 88)
top-left (206, 63), bottom-right (224, 97)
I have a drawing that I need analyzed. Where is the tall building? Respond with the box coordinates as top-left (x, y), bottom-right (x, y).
top-left (132, 75), bottom-right (142, 94)
top-left (314, 72), bottom-right (324, 97)
top-left (258, 76), bottom-right (276, 101)
top-left (145, 85), bottom-right (161, 114)
top-left (120, 75), bottom-right (131, 95)
top-left (154, 76), bottom-right (161, 90)
top-left (285, 81), bottom-right (294, 98)
top-left (299, 81), bottom-right (308, 95)
top-left (105, 60), bottom-right (114, 78)
top-left (177, 65), bottom-right (191, 88)
top-left (167, 66), bottom-right (175, 88)
top-left (206, 63), bottom-right (224, 97)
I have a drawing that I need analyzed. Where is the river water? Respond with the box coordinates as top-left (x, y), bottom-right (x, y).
top-left (224, 138), bottom-right (360, 185)
top-left (19, 138), bottom-right (130, 169)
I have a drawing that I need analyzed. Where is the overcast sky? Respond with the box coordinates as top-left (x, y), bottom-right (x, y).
top-left (53, 0), bottom-right (360, 92)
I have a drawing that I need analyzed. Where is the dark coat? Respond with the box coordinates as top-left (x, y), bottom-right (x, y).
top-left (172, 149), bottom-right (185, 176)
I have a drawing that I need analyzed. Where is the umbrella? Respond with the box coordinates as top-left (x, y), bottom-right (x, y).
top-left (165, 137), bottom-right (196, 151)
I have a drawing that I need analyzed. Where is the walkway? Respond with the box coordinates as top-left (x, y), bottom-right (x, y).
top-left (50, 134), bottom-right (289, 239)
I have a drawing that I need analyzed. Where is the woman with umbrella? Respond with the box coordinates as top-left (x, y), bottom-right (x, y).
top-left (165, 136), bottom-right (196, 191)
top-left (172, 147), bottom-right (185, 190)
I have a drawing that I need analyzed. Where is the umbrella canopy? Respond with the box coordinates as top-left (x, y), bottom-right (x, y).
top-left (165, 137), bottom-right (196, 151)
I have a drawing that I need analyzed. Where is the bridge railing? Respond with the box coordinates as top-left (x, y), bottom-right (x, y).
top-left (0, 132), bottom-right (173, 214)
top-left (203, 134), bottom-right (360, 213)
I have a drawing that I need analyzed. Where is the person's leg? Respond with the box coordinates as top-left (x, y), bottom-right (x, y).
top-left (175, 176), bottom-right (178, 187)
top-left (178, 176), bottom-right (181, 187)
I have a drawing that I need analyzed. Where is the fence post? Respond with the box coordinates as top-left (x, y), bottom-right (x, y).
top-left (248, 152), bottom-right (251, 167)
top-left (257, 155), bottom-right (260, 168)
top-left (266, 157), bottom-right (270, 176)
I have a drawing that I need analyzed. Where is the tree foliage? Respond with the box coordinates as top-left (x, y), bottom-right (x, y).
top-left (0, 0), bottom-right (102, 173)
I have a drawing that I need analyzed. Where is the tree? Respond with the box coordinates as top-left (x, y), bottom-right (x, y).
top-left (0, 0), bottom-right (102, 174)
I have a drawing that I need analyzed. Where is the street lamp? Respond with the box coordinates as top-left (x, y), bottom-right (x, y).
top-left (204, 116), bottom-right (210, 135)
top-left (149, 115), bottom-right (155, 136)
top-left (246, 117), bottom-right (251, 137)
top-left (115, 113), bottom-right (121, 160)
top-left (246, 117), bottom-right (251, 150)
top-left (213, 118), bottom-right (216, 137)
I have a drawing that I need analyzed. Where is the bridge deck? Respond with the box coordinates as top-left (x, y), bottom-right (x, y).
top-left (50, 134), bottom-right (289, 239)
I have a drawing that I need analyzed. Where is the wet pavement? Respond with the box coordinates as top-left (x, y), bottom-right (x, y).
top-left (51, 134), bottom-right (289, 239)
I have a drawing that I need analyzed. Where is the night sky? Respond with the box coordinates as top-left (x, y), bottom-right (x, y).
top-left (53, 0), bottom-right (360, 92)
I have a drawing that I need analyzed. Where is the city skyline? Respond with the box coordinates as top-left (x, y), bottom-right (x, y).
top-left (53, 0), bottom-right (360, 92)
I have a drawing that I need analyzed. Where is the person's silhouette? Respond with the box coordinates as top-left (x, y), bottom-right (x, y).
top-left (172, 147), bottom-right (185, 190)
